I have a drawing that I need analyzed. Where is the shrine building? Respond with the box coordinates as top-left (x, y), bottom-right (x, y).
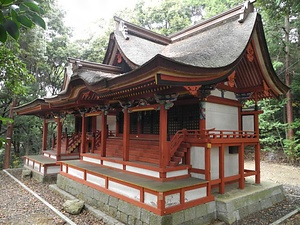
top-left (14, 1), bottom-right (288, 224)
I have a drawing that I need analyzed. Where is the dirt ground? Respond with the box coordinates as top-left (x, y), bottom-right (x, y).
top-left (245, 160), bottom-right (300, 187)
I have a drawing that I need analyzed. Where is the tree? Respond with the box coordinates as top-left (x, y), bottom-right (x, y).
top-left (256, 0), bottom-right (300, 141)
top-left (0, 0), bottom-right (46, 43)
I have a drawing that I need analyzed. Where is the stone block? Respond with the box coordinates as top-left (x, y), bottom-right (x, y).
top-left (109, 196), bottom-right (120, 208)
top-left (117, 211), bottom-right (128, 224)
top-left (207, 201), bottom-right (217, 214)
top-left (172, 210), bottom-right (185, 225)
top-left (140, 208), bottom-right (151, 224)
top-left (260, 197), bottom-right (273, 209)
top-left (184, 207), bottom-right (196, 221)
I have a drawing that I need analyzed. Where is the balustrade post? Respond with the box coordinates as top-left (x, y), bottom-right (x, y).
top-left (101, 112), bottom-right (107, 157)
top-left (42, 118), bottom-right (48, 151)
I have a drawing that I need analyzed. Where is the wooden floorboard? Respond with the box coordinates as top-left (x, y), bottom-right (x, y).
top-left (24, 155), bottom-right (57, 165)
top-left (61, 160), bottom-right (207, 192)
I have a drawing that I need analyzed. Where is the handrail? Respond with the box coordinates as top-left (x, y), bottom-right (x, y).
top-left (169, 129), bottom-right (187, 162)
top-left (67, 133), bottom-right (81, 152)
top-left (95, 130), bottom-right (101, 147)
top-left (185, 129), bottom-right (256, 139)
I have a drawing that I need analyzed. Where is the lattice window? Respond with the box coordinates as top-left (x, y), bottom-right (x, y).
top-left (117, 111), bottom-right (124, 134)
top-left (167, 104), bottom-right (199, 135)
top-left (142, 110), bottom-right (160, 134)
top-left (130, 112), bottom-right (138, 134)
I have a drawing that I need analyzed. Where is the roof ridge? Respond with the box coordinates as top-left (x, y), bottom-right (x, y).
top-left (114, 16), bottom-right (171, 45)
top-left (68, 57), bottom-right (122, 74)
top-left (169, 0), bottom-right (255, 42)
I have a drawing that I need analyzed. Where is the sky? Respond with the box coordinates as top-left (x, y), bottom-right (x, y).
top-left (57, 0), bottom-right (139, 40)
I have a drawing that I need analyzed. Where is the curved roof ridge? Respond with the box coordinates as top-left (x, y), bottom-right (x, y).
top-left (169, 0), bottom-right (255, 42)
top-left (114, 16), bottom-right (171, 45)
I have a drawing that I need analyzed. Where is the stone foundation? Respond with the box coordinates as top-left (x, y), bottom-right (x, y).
top-left (57, 174), bottom-right (216, 225)
top-left (56, 174), bottom-right (285, 225)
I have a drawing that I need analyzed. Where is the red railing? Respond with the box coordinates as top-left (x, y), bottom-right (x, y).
top-left (169, 129), bottom-right (187, 162)
top-left (95, 130), bottom-right (101, 147)
top-left (67, 133), bottom-right (81, 153)
top-left (185, 129), bottom-right (257, 139)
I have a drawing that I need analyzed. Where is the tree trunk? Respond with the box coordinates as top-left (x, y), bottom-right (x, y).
top-left (3, 100), bottom-right (16, 169)
top-left (284, 14), bottom-right (294, 140)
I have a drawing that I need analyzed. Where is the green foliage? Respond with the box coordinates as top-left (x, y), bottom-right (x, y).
top-left (0, 45), bottom-right (35, 95)
top-left (258, 99), bottom-right (287, 151)
top-left (0, 0), bottom-right (46, 43)
top-left (283, 118), bottom-right (300, 162)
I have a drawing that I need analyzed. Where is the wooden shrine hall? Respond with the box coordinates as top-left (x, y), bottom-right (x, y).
top-left (14, 1), bottom-right (288, 224)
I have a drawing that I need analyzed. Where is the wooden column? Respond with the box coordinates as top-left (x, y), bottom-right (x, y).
top-left (205, 145), bottom-right (211, 195)
top-left (239, 143), bottom-right (245, 189)
top-left (159, 105), bottom-right (168, 168)
top-left (219, 144), bottom-right (225, 194)
top-left (42, 119), bottom-right (48, 151)
top-left (81, 114), bottom-right (87, 154)
top-left (123, 109), bottom-right (130, 161)
top-left (101, 112), bottom-right (107, 157)
top-left (199, 100), bottom-right (206, 134)
top-left (56, 118), bottom-right (62, 156)
top-left (255, 143), bottom-right (261, 184)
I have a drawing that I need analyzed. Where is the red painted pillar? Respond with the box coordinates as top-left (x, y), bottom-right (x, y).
top-left (101, 112), bottom-right (107, 157)
top-left (239, 143), bottom-right (245, 189)
top-left (255, 143), bottom-right (261, 184)
top-left (42, 119), bottom-right (48, 151)
top-left (123, 109), bottom-right (130, 161)
top-left (199, 99), bottom-right (206, 138)
top-left (159, 105), bottom-right (168, 168)
top-left (81, 114), bottom-right (87, 155)
top-left (56, 118), bottom-right (62, 157)
top-left (219, 144), bottom-right (225, 194)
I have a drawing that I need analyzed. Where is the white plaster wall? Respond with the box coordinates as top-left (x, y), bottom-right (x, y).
top-left (224, 147), bottom-right (239, 177)
top-left (166, 169), bottom-right (188, 178)
top-left (144, 192), bottom-right (158, 207)
top-left (126, 166), bottom-right (160, 178)
top-left (184, 187), bottom-right (207, 202)
top-left (86, 173), bottom-right (105, 187)
top-left (206, 103), bottom-right (238, 130)
top-left (165, 193), bottom-right (180, 208)
top-left (190, 146), bottom-right (205, 170)
top-left (47, 166), bottom-right (60, 174)
top-left (83, 156), bottom-right (101, 164)
top-left (211, 89), bottom-right (237, 100)
top-left (103, 161), bottom-right (123, 170)
top-left (210, 147), bottom-right (219, 180)
top-left (62, 165), bottom-right (67, 173)
top-left (108, 180), bottom-right (140, 200)
top-left (242, 115), bottom-right (254, 131)
top-left (68, 167), bottom-right (84, 179)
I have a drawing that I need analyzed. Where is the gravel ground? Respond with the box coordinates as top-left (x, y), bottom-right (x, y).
top-left (0, 169), bottom-right (105, 225)
top-left (0, 161), bottom-right (299, 225)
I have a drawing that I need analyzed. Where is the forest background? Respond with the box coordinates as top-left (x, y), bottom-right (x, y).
top-left (0, 0), bottom-right (299, 168)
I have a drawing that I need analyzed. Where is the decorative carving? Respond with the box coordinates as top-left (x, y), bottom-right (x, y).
top-left (154, 93), bottom-right (179, 110)
top-left (246, 44), bottom-right (254, 62)
top-left (119, 100), bottom-right (135, 109)
top-left (238, 0), bottom-right (255, 23)
top-left (198, 85), bottom-right (214, 100)
top-left (117, 53), bottom-right (122, 64)
top-left (263, 80), bottom-right (271, 97)
top-left (184, 85), bottom-right (201, 96)
top-left (227, 71), bottom-right (236, 87)
top-left (119, 20), bottom-right (129, 40)
top-left (235, 92), bottom-right (252, 104)
top-left (138, 98), bottom-right (149, 106)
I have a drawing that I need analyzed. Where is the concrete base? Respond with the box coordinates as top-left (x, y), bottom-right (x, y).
top-left (56, 174), bottom-right (285, 225)
top-left (24, 166), bottom-right (57, 183)
top-left (213, 179), bottom-right (285, 224)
